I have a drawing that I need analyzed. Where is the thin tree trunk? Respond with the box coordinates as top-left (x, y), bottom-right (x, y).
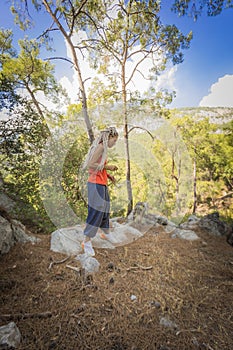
top-left (122, 74), bottom-right (133, 215)
top-left (124, 110), bottom-right (133, 215)
top-left (42, 0), bottom-right (94, 144)
top-left (193, 157), bottom-right (197, 214)
top-left (65, 36), bottom-right (94, 143)
top-left (171, 155), bottom-right (180, 216)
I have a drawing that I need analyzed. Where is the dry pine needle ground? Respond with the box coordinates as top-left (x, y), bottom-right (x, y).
top-left (0, 227), bottom-right (233, 350)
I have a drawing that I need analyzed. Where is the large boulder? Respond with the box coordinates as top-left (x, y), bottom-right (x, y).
top-left (50, 226), bottom-right (84, 255)
top-left (179, 212), bottom-right (232, 238)
top-left (50, 221), bottom-right (144, 255)
top-left (198, 212), bottom-right (232, 236)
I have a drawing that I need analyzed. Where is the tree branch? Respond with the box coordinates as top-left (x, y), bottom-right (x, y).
top-left (44, 56), bottom-right (74, 66)
top-left (128, 126), bottom-right (155, 140)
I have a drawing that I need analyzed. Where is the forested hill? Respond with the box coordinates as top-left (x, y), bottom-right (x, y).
top-left (171, 106), bottom-right (233, 124)
top-left (131, 107), bottom-right (233, 132)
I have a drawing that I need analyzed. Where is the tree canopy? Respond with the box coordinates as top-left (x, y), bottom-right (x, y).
top-left (172, 0), bottom-right (233, 20)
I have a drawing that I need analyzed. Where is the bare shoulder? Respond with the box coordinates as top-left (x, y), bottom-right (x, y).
top-left (88, 143), bottom-right (104, 166)
top-left (94, 143), bottom-right (104, 156)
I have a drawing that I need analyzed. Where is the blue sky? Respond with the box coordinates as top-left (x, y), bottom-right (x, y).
top-left (160, 1), bottom-right (233, 108)
top-left (1, 1), bottom-right (233, 109)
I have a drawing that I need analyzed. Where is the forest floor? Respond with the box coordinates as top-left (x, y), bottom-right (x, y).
top-left (0, 225), bottom-right (233, 350)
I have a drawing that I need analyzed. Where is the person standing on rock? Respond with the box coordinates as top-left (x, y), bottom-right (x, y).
top-left (81, 127), bottom-right (119, 256)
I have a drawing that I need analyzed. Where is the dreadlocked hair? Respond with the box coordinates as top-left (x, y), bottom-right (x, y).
top-left (82, 127), bottom-right (118, 170)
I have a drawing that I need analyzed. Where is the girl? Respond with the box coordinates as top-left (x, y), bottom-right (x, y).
top-left (82, 127), bottom-right (118, 256)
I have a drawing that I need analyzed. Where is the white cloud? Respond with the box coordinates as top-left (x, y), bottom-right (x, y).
top-left (199, 75), bottom-right (233, 107)
top-left (156, 65), bottom-right (177, 91)
top-left (59, 76), bottom-right (79, 103)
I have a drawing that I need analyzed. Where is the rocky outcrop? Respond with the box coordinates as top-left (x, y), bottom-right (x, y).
top-left (198, 212), bottom-right (232, 236)
top-left (0, 182), bottom-right (40, 255)
top-left (181, 212), bottom-right (232, 237)
top-left (50, 221), bottom-right (144, 256)
top-left (0, 213), bottom-right (40, 255)
top-left (0, 215), bottom-right (14, 255)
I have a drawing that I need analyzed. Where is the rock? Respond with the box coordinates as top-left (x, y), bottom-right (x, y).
top-left (157, 216), bottom-right (169, 225)
top-left (226, 228), bottom-right (233, 247)
top-left (0, 322), bottom-right (21, 348)
top-left (199, 212), bottom-right (231, 236)
top-left (150, 300), bottom-right (161, 308)
top-left (171, 228), bottom-right (199, 241)
top-left (130, 294), bottom-right (137, 301)
top-left (76, 253), bottom-right (100, 274)
top-left (11, 219), bottom-right (39, 244)
top-left (0, 216), bottom-right (14, 255)
top-left (142, 213), bottom-right (169, 226)
top-left (0, 192), bottom-right (16, 212)
top-left (0, 214), bottom-right (40, 255)
top-left (159, 316), bottom-right (178, 330)
top-left (180, 214), bottom-right (200, 230)
top-left (50, 225), bottom-right (84, 255)
top-left (164, 220), bottom-right (178, 233)
top-left (50, 221), bottom-right (144, 255)
top-left (93, 222), bottom-right (143, 248)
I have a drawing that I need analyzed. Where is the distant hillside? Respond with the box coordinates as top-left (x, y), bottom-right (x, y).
top-left (171, 106), bottom-right (233, 124)
top-left (127, 106), bottom-right (233, 132)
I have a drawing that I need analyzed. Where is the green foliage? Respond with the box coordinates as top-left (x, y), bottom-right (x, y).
top-left (62, 133), bottom-right (90, 222)
top-left (169, 112), bottom-right (233, 219)
top-left (0, 28), bottom-right (69, 232)
top-left (0, 36), bottom-right (64, 105)
top-left (87, 0), bottom-right (192, 103)
top-left (0, 98), bottom-right (52, 232)
top-left (171, 0), bottom-right (233, 20)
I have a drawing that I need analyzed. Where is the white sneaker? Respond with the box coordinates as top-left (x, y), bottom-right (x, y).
top-left (82, 241), bottom-right (95, 257)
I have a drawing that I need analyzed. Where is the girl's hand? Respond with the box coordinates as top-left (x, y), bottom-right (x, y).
top-left (107, 174), bottom-right (117, 184)
top-left (106, 165), bottom-right (118, 171)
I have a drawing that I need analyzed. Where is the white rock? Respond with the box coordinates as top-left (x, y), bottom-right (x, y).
top-left (50, 225), bottom-right (83, 255)
top-left (0, 322), bottom-right (21, 348)
top-left (76, 253), bottom-right (100, 274)
top-left (171, 228), bottom-right (199, 241)
top-left (0, 216), bottom-right (14, 254)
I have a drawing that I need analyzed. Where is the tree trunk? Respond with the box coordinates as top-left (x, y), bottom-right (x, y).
top-left (171, 155), bottom-right (180, 216)
top-left (122, 73), bottom-right (133, 215)
top-left (67, 38), bottom-right (94, 144)
top-left (42, 0), bottom-right (94, 144)
top-left (193, 157), bottom-right (197, 214)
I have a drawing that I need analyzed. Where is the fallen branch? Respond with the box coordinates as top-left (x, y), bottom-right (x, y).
top-left (215, 192), bottom-right (233, 201)
top-left (0, 311), bottom-right (52, 321)
top-left (66, 264), bottom-right (81, 273)
top-left (48, 256), bottom-right (69, 270)
top-left (126, 264), bottom-right (153, 271)
top-left (136, 264), bottom-right (153, 270)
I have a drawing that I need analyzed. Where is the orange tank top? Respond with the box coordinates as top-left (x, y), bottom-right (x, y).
top-left (88, 158), bottom-right (108, 185)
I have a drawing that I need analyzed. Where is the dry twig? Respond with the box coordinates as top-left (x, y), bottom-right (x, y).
top-left (48, 256), bottom-right (69, 270)
top-left (0, 311), bottom-right (52, 321)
